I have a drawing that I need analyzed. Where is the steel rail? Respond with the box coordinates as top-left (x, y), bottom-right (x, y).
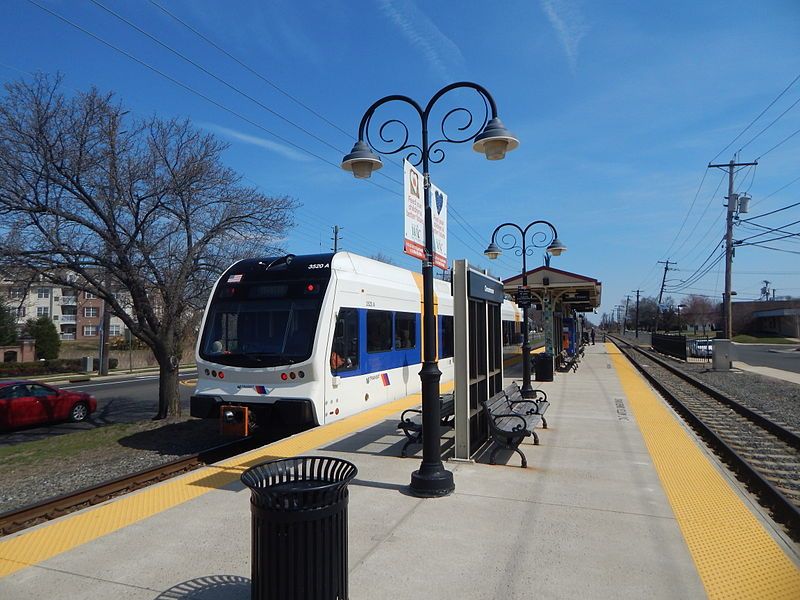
top-left (609, 335), bottom-right (800, 539)
top-left (613, 335), bottom-right (800, 448)
top-left (0, 436), bottom-right (260, 536)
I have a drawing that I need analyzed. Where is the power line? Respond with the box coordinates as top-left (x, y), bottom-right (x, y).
top-left (672, 172), bottom-right (727, 262)
top-left (146, 0), bottom-right (354, 141)
top-left (748, 176), bottom-right (800, 211)
top-left (737, 225), bottom-right (800, 246)
top-left (738, 220), bottom-right (800, 242)
top-left (660, 168), bottom-right (709, 259)
top-left (88, 0), bottom-right (348, 156)
top-left (738, 94), bottom-right (800, 153)
top-left (744, 243), bottom-right (800, 255)
top-left (710, 71), bottom-right (800, 163)
top-left (756, 125), bottom-right (800, 160)
top-left (25, 0), bottom-right (401, 200)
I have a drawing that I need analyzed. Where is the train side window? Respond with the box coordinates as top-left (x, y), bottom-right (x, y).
top-left (394, 312), bottom-right (416, 349)
top-left (366, 310), bottom-right (393, 353)
top-left (441, 315), bottom-right (454, 358)
top-left (331, 308), bottom-right (359, 372)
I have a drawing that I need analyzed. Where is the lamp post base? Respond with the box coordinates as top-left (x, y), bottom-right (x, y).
top-left (410, 467), bottom-right (455, 498)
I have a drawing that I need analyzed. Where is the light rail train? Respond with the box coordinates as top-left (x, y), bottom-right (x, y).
top-left (190, 252), bottom-right (521, 428)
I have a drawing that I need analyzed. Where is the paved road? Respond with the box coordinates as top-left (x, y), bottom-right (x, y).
top-left (617, 331), bottom-right (800, 373)
top-left (733, 344), bottom-right (800, 374)
top-left (0, 372), bottom-right (197, 447)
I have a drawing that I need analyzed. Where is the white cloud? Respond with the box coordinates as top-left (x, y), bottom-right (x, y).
top-left (539, 0), bottom-right (589, 72)
top-left (204, 123), bottom-right (312, 162)
top-left (378, 0), bottom-right (465, 81)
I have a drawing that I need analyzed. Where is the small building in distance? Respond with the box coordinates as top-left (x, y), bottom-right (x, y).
top-left (731, 299), bottom-right (800, 339)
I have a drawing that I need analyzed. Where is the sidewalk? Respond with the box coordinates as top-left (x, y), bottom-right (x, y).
top-left (732, 361), bottom-right (800, 385)
top-left (0, 363), bottom-right (197, 385)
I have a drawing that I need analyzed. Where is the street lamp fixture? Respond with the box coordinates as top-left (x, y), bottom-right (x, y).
top-left (342, 82), bottom-right (517, 498)
top-left (341, 140), bottom-right (383, 179)
top-left (485, 220), bottom-right (564, 399)
top-left (546, 237), bottom-right (567, 256)
top-left (472, 117), bottom-right (520, 160)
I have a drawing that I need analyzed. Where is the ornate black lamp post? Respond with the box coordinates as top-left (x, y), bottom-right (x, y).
top-left (484, 221), bottom-right (566, 398)
top-left (342, 82), bottom-right (518, 497)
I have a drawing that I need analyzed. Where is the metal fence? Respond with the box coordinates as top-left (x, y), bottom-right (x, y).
top-left (651, 333), bottom-right (687, 360)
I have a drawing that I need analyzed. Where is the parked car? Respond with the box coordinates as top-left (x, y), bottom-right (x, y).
top-left (690, 339), bottom-right (713, 358)
top-left (0, 381), bottom-right (97, 430)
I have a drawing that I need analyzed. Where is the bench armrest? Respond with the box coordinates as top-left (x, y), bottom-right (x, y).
top-left (491, 412), bottom-right (529, 431)
top-left (508, 399), bottom-right (539, 415)
top-left (399, 408), bottom-right (422, 423)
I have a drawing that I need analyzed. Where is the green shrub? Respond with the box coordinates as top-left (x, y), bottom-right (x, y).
top-left (22, 317), bottom-right (61, 359)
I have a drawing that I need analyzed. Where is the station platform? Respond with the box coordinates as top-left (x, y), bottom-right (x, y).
top-left (1, 343), bottom-right (799, 599)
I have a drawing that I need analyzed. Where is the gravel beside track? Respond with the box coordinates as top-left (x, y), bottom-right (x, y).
top-left (671, 361), bottom-right (800, 434)
top-left (0, 419), bottom-right (226, 514)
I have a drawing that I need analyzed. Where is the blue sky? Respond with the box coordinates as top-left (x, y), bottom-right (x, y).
top-left (2, 0), bottom-right (799, 317)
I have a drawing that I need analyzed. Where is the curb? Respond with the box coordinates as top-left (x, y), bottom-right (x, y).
top-left (0, 364), bottom-right (198, 385)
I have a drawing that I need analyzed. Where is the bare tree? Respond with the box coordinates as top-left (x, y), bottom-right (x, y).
top-left (0, 75), bottom-right (297, 419)
top-left (681, 294), bottom-right (718, 334)
top-left (369, 252), bottom-right (396, 265)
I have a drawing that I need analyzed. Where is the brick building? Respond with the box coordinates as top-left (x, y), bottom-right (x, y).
top-left (731, 299), bottom-right (800, 338)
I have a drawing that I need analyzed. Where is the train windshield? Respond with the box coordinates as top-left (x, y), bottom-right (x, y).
top-left (200, 280), bottom-right (326, 367)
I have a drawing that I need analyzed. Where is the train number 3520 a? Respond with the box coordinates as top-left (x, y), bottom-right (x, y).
top-left (307, 263), bottom-right (330, 269)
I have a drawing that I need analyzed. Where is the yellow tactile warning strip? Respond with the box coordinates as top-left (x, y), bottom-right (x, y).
top-left (607, 343), bottom-right (800, 599)
top-left (503, 345), bottom-right (545, 367)
top-left (0, 381), bottom-right (452, 580)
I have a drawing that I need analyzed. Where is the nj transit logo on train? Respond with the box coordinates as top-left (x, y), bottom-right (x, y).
top-left (366, 373), bottom-right (391, 386)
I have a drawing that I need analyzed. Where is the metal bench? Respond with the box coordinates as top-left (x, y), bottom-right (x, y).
top-left (556, 350), bottom-right (580, 373)
top-left (397, 393), bottom-right (455, 457)
top-left (479, 391), bottom-right (542, 468)
top-left (502, 382), bottom-right (549, 429)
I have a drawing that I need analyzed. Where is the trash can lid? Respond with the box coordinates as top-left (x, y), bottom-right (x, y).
top-left (241, 456), bottom-right (358, 510)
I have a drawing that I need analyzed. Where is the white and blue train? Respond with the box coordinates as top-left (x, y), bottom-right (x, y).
top-left (190, 252), bottom-right (521, 428)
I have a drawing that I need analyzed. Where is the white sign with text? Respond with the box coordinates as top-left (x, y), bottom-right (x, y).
top-left (403, 160), bottom-right (425, 261)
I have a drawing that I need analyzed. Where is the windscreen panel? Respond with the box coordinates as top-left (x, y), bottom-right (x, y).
top-left (200, 279), bottom-right (329, 367)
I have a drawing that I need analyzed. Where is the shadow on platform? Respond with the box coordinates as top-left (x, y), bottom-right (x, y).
top-left (321, 418), bottom-right (410, 457)
top-left (155, 575), bottom-right (250, 599)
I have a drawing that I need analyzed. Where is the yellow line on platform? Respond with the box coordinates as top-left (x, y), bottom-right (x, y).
top-left (607, 342), bottom-right (800, 599)
top-left (0, 382), bottom-right (452, 579)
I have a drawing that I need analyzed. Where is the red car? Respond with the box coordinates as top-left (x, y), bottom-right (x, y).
top-left (0, 381), bottom-right (97, 430)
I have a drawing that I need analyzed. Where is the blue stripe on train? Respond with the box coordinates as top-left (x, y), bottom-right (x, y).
top-left (337, 309), bottom-right (428, 378)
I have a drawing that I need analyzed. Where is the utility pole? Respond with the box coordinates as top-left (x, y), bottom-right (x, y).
top-left (331, 225), bottom-right (342, 252)
top-left (632, 289), bottom-right (641, 339)
top-left (623, 295), bottom-right (630, 334)
top-left (655, 260), bottom-right (674, 333)
top-left (709, 158), bottom-right (757, 339)
top-left (657, 260), bottom-right (674, 305)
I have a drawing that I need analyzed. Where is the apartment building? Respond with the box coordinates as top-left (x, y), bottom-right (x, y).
top-left (1, 277), bottom-right (129, 342)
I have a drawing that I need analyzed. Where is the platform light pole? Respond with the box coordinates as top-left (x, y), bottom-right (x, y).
top-left (342, 82), bottom-right (518, 498)
top-left (484, 221), bottom-right (565, 398)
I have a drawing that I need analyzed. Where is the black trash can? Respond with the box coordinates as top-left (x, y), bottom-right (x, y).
top-left (533, 352), bottom-right (554, 382)
top-left (241, 456), bottom-right (358, 600)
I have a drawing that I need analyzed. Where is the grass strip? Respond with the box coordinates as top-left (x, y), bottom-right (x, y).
top-left (0, 422), bottom-right (161, 467)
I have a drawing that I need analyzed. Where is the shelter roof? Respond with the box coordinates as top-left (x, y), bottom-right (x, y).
top-left (502, 266), bottom-right (602, 312)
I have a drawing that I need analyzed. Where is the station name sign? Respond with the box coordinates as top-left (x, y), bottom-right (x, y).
top-left (467, 270), bottom-right (504, 304)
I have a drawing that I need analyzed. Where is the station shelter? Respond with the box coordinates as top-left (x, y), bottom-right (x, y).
top-left (502, 266), bottom-right (602, 357)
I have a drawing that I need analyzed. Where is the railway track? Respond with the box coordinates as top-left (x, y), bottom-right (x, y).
top-left (609, 335), bottom-right (800, 539)
top-left (0, 435), bottom-right (264, 537)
